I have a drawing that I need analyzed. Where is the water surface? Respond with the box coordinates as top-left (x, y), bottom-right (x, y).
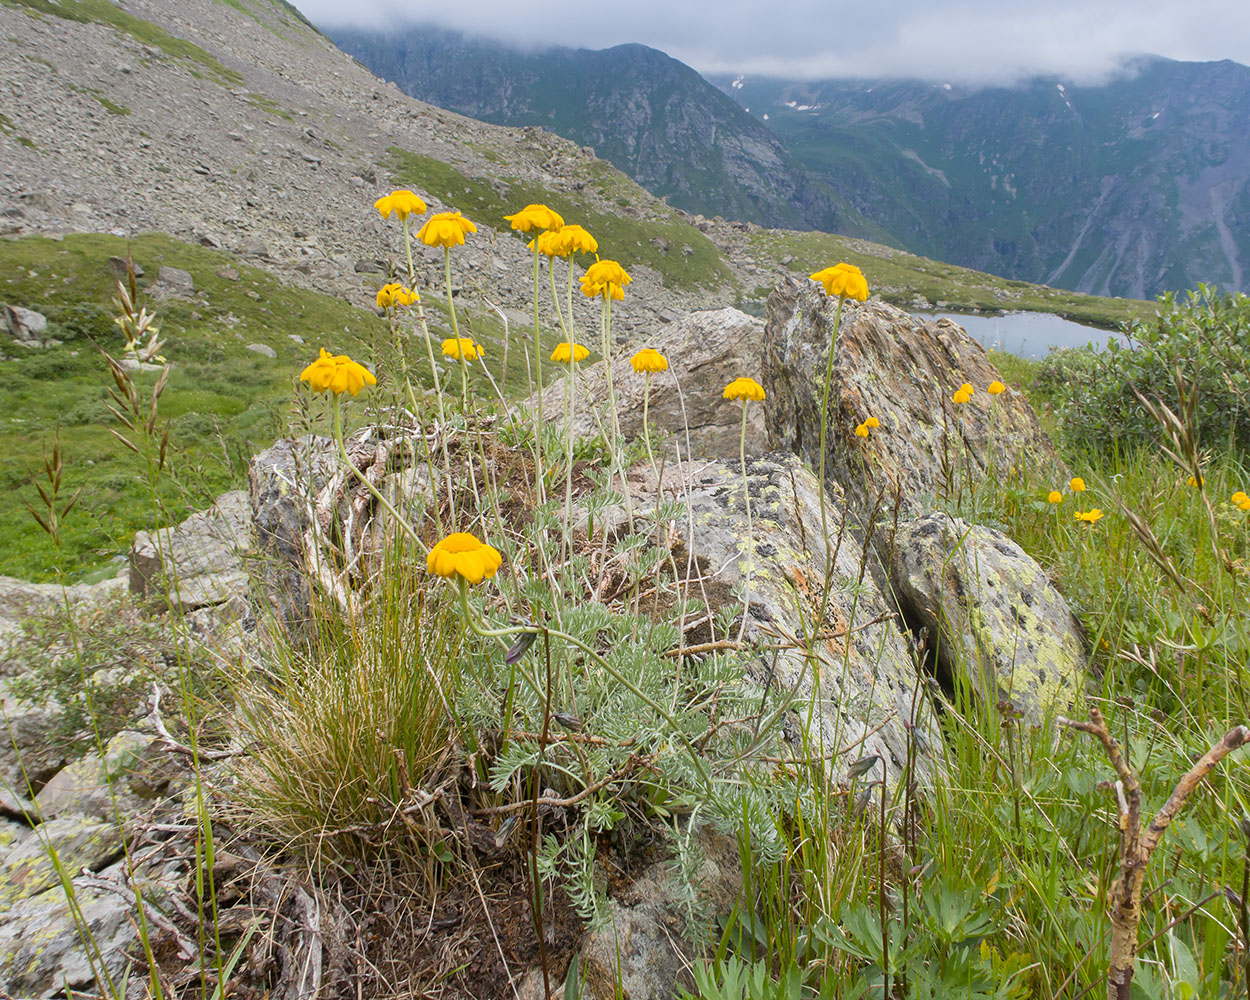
top-left (914, 311), bottom-right (1126, 359)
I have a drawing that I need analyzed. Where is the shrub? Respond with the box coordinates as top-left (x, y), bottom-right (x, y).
top-left (1036, 285), bottom-right (1250, 451)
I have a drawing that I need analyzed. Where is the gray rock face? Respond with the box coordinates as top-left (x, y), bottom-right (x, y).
top-left (764, 278), bottom-right (1064, 518)
top-left (891, 513), bottom-right (1085, 721)
top-left (0, 680), bottom-right (65, 792)
top-left (129, 490), bottom-right (254, 611)
top-left (248, 436), bottom-right (338, 636)
top-left (35, 730), bottom-right (168, 822)
top-left (531, 307), bottom-right (767, 461)
top-left (0, 573), bottom-right (125, 642)
top-left (633, 452), bottom-right (940, 786)
top-left (4, 304), bottom-right (48, 347)
top-left (148, 264), bottom-right (195, 301)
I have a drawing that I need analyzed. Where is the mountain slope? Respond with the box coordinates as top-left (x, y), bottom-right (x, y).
top-left (715, 59), bottom-right (1250, 297)
top-left (329, 26), bottom-right (884, 240)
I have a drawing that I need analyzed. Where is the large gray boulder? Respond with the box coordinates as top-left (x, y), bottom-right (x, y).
top-left (532, 307), bottom-right (767, 461)
top-left (764, 278), bottom-right (1064, 518)
top-left (129, 490), bottom-right (254, 611)
top-left (891, 513), bottom-right (1085, 721)
top-left (4, 304), bottom-right (48, 347)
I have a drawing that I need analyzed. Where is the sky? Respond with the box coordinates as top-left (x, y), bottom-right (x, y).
top-left (293, 0), bottom-right (1250, 85)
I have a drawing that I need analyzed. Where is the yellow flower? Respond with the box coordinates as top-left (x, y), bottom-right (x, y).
top-left (1233, 491), bottom-right (1249, 505)
top-left (809, 262), bottom-right (869, 301)
top-left (631, 348), bottom-right (669, 374)
top-left (855, 423), bottom-right (869, 438)
top-left (580, 259), bottom-right (632, 300)
top-left (442, 337), bottom-right (483, 361)
top-left (426, 532), bottom-right (503, 585)
top-left (952, 388), bottom-right (972, 405)
top-left (533, 224), bottom-right (600, 258)
top-left (504, 203), bottom-right (565, 233)
top-left (375, 283), bottom-right (419, 309)
top-left (1240, 497), bottom-right (1250, 512)
top-left (959, 383), bottom-right (974, 394)
top-left (1187, 475), bottom-right (1203, 488)
top-left (374, 189), bottom-right (427, 221)
top-left (865, 416), bottom-right (880, 428)
top-left (987, 381), bottom-right (1006, 395)
top-left (1047, 490), bottom-right (1063, 504)
top-left (1070, 477), bottom-right (1086, 493)
top-left (417, 211), bottom-right (477, 248)
top-left (1075, 509), bottom-right (1104, 524)
top-left (299, 349), bottom-right (377, 396)
top-left (551, 342), bottom-right (590, 364)
top-left (723, 377), bottom-right (766, 402)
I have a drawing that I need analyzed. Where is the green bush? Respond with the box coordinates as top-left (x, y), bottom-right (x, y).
top-left (1036, 285), bottom-right (1250, 451)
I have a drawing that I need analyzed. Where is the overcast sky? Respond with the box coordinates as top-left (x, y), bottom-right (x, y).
top-left (294, 0), bottom-right (1250, 84)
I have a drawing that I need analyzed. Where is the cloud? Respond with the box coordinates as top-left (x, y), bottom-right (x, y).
top-left (294, 0), bottom-right (1250, 84)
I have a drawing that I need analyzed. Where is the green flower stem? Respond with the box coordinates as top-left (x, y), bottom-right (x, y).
top-left (563, 354), bottom-right (576, 563)
top-left (642, 372), bottom-right (659, 480)
top-left (815, 293), bottom-right (847, 633)
top-left (454, 578), bottom-right (712, 790)
top-left (412, 298), bottom-right (454, 524)
top-left (443, 248), bottom-right (471, 415)
top-left (530, 250), bottom-right (547, 503)
top-left (738, 400), bottom-right (754, 641)
top-left (332, 396), bottom-right (428, 554)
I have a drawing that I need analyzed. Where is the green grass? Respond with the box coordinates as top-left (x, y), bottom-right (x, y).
top-left (2, 0), bottom-right (243, 86)
top-left (0, 232), bottom-right (391, 580)
top-left (246, 92), bottom-right (294, 121)
top-left (746, 229), bottom-right (1155, 329)
top-left (383, 147), bottom-right (733, 292)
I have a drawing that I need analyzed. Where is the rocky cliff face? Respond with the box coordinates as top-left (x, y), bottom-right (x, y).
top-left (329, 28), bottom-right (882, 239)
top-left (719, 58), bottom-right (1250, 298)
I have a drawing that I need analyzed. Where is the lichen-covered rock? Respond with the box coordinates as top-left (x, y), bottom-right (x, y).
top-left (0, 572), bottom-right (126, 642)
top-left (531, 307), bottom-right (767, 461)
top-left (0, 679), bottom-right (66, 792)
top-left (0, 814), bottom-right (121, 914)
top-left (129, 489), bottom-right (255, 611)
top-left (248, 435), bottom-right (337, 635)
top-left (891, 513), bottom-right (1085, 721)
top-left (631, 452), bottom-right (940, 786)
top-left (35, 730), bottom-right (170, 822)
top-left (764, 278), bottom-right (1064, 517)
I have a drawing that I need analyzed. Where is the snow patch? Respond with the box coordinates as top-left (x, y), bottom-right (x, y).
top-left (731, 75), bottom-right (745, 90)
top-left (942, 83), bottom-right (952, 91)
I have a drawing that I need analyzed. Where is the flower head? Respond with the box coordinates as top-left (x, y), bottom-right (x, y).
top-left (427, 532), bottom-right (503, 585)
top-left (374, 189), bottom-right (427, 221)
top-left (442, 337), bottom-right (483, 361)
top-left (865, 416), bottom-right (880, 429)
top-left (809, 263), bottom-right (869, 301)
top-left (1075, 509), bottom-right (1104, 524)
top-left (960, 383), bottom-right (974, 394)
top-left (723, 377), bottom-right (766, 402)
top-left (1047, 490), bottom-right (1063, 504)
top-left (504, 203), bottom-right (565, 233)
top-left (533, 224), bottom-right (600, 258)
top-left (952, 388), bottom-right (972, 405)
top-left (376, 283), bottom-right (419, 309)
top-left (631, 348), bottom-right (669, 374)
top-left (299, 349), bottom-right (377, 396)
top-left (551, 342), bottom-right (590, 365)
top-left (855, 422), bottom-right (870, 438)
top-left (580, 259), bottom-right (632, 300)
top-left (1233, 491), bottom-right (1250, 511)
top-left (1187, 475), bottom-right (1204, 488)
top-left (987, 380), bottom-right (1006, 395)
top-left (1070, 477), bottom-right (1087, 493)
top-left (417, 211), bottom-right (477, 248)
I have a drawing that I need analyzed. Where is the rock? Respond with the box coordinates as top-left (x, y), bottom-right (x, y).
top-left (530, 307), bottom-right (767, 461)
top-left (148, 265), bottom-right (195, 301)
top-left (248, 436), bottom-right (338, 636)
top-left (891, 513), bottom-right (1085, 721)
top-left (0, 875), bottom-right (133, 997)
top-left (764, 278), bottom-right (1064, 518)
top-left (0, 680), bottom-right (66, 792)
top-left (631, 453), bottom-right (940, 786)
top-left (4, 304), bottom-right (47, 346)
top-left (106, 255), bottom-right (142, 278)
top-left (519, 830), bottom-right (742, 1000)
top-left (0, 814), bottom-right (122, 913)
top-left (117, 356), bottom-right (166, 372)
top-left (246, 342), bottom-right (276, 358)
top-left (128, 490), bottom-right (254, 611)
top-left (35, 730), bottom-right (168, 822)
top-left (216, 266), bottom-right (240, 281)
top-left (0, 573), bottom-right (125, 642)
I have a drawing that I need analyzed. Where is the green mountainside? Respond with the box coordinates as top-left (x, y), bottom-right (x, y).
top-left (716, 59), bottom-right (1250, 299)
top-left (330, 23), bottom-right (1249, 299)
top-left (329, 26), bottom-right (884, 240)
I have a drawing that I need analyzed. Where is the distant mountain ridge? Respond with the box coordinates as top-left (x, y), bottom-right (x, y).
top-left (330, 25), bottom-right (1250, 298)
top-left (714, 58), bottom-right (1250, 298)
top-left (328, 26), bottom-right (884, 241)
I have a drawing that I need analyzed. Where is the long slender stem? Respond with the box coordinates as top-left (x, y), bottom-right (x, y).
top-left (563, 354), bottom-right (576, 564)
top-left (815, 293), bottom-right (846, 633)
top-left (531, 250), bottom-right (546, 503)
top-left (642, 373), bottom-right (659, 480)
top-left (737, 402), bottom-right (753, 642)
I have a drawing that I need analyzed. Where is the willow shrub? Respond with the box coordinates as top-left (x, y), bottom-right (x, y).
top-left (1037, 285), bottom-right (1250, 451)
